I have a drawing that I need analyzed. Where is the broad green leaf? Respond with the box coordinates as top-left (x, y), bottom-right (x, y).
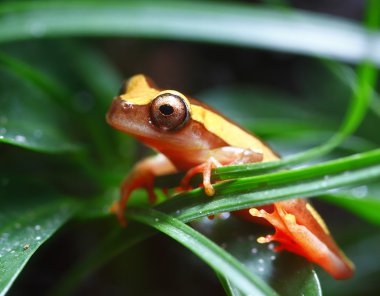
top-left (128, 208), bottom-right (277, 296)
top-left (0, 67), bottom-right (79, 153)
top-left (0, 52), bottom-right (67, 105)
top-left (0, 2), bottom-right (379, 66)
top-left (195, 217), bottom-right (321, 296)
top-left (0, 182), bottom-right (79, 296)
top-left (0, 43), bottom-right (128, 169)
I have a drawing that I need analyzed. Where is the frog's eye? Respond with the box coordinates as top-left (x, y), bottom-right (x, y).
top-left (150, 92), bottom-right (189, 131)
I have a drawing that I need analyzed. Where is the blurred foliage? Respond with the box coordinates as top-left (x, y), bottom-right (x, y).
top-left (0, 0), bottom-right (380, 295)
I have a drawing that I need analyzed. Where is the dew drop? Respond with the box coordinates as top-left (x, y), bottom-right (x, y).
top-left (251, 247), bottom-right (257, 254)
top-left (35, 236), bottom-right (41, 241)
top-left (321, 175), bottom-right (330, 188)
top-left (220, 212), bottom-right (230, 220)
top-left (351, 186), bottom-right (368, 198)
top-left (14, 135), bottom-right (26, 143)
top-left (34, 225), bottom-right (41, 231)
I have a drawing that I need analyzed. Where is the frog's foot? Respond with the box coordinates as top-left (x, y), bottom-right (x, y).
top-left (180, 157), bottom-right (222, 196)
top-left (248, 203), bottom-right (354, 279)
top-left (250, 209), bottom-right (304, 255)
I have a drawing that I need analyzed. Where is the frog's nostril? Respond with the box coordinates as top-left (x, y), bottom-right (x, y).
top-left (120, 100), bottom-right (133, 111)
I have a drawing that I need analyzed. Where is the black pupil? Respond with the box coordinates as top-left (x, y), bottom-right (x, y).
top-left (159, 104), bottom-right (174, 115)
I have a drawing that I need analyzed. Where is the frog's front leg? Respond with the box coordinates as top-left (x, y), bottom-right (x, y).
top-left (111, 153), bottom-right (176, 226)
top-left (180, 146), bottom-right (263, 196)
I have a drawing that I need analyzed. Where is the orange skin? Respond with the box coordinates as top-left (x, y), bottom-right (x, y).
top-left (106, 75), bottom-right (354, 279)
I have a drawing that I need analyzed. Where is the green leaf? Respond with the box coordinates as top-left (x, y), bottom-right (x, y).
top-left (128, 208), bottom-right (278, 296)
top-left (0, 52), bottom-right (68, 105)
top-left (153, 150), bottom-right (380, 226)
top-left (0, 2), bottom-right (379, 66)
top-left (217, 272), bottom-right (243, 296)
top-left (59, 43), bottom-right (124, 165)
top-left (60, 149), bottom-right (380, 293)
top-left (79, 149), bottom-right (380, 222)
top-left (320, 183), bottom-right (380, 225)
top-left (214, 62), bottom-right (376, 178)
top-left (0, 186), bottom-right (78, 295)
top-left (0, 66), bottom-right (79, 153)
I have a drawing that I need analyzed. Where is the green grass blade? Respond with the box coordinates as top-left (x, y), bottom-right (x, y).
top-left (57, 149), bottom-right (380, 294)
top-left (157, 149), bottom-right (380, 221)
top-left (216, 63), bottom-right (378, 180)
top-left (0, 1), bottom-right (379, 65)
top-left (128, 208), bottom-right (278, 296)
top-left (216, 272), bottom-right (241, 296)
top-left (215, 76), bottom-right (374, 178)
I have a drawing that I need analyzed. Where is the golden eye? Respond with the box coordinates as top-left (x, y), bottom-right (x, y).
top-left (150, 92), bottom-right (189, 131)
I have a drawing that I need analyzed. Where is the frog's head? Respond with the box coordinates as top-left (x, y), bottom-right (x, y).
top-left (106, 75), bottom-right (214, 150)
